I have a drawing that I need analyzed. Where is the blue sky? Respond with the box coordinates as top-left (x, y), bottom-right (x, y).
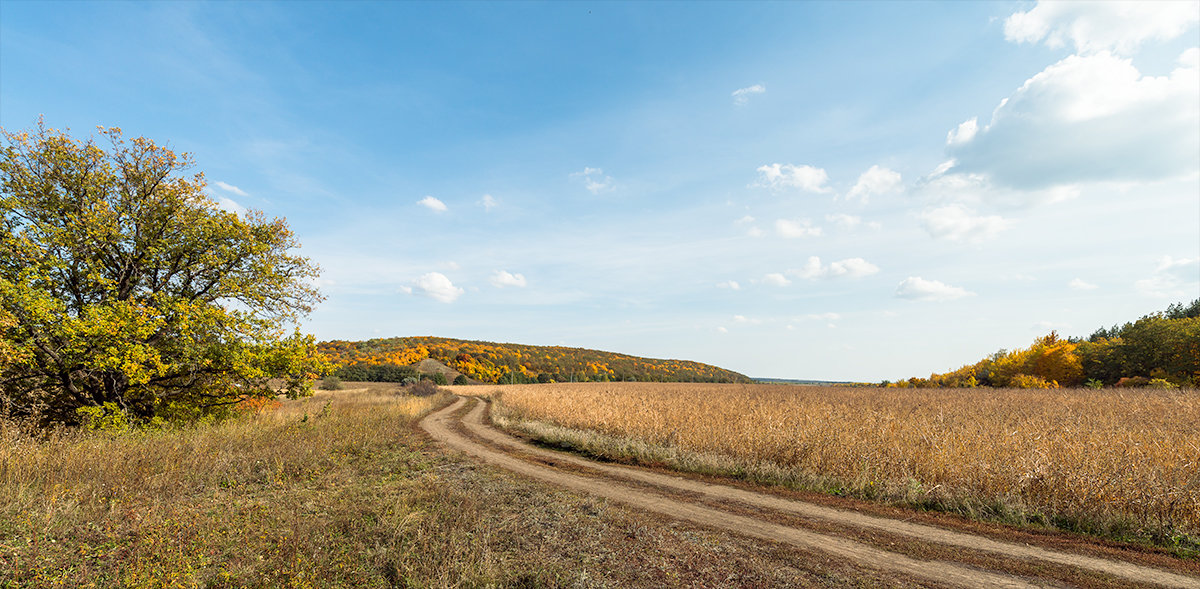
top-left (2, 1), bottom-right (1197, 381)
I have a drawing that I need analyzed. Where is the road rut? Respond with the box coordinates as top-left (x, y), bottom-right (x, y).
top-left (421, 396), bottom-right (1200, 589)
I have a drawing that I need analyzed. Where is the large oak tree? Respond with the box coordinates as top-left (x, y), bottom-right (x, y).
top-left (1, 122), bottom-right (325, 424)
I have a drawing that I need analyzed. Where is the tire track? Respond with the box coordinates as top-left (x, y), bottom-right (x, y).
top-left (455, 398), bottom-right (1199, 589)
top-left (424, 397), bottom-right (1042, 588)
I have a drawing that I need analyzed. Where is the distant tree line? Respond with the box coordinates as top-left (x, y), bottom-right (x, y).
top-left (889, 299), bottom-right (1199, 389)
top-left (319, 337), bottom-right (751, 385)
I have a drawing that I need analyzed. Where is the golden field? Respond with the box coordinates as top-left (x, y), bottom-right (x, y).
top-left (465, 382), bottom-right (1200, 547)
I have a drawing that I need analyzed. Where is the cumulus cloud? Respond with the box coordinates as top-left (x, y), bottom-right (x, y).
top-left (418, 196), bottom-right (448, 212)
top-left (213, 181), bottom-right (248, 196)
top-left (756, 163), bottom-right (831, 193)
top-left (1135, 256), bottom-right (1199, 298)
top-left (945, 118), bottom-right (978, 146)
top-left (490, 270), bottom-right (527, 288)
top-left (1004, 1), bottom-right (1199, 55)
top-left (790, 256), bottom-right (880, 280)
top-left (716, 280), bottom-right (741, 290)
top-left (846, 165), bottom-right (902, 203)
top-left (762, 273), bottom-right (791, 287)
top-left (895, 277), bottom-right (974, 301)
top-left (571, 167), bottom-right (614, 194)
top-left (775, 218), bottom-right (823, 238)
top-left (410, 272), bottom-right (464, 303)
top-left (480, 194), bottom-right (498, 211)
top-left (945, 49), bottom-right (1199, 190)
top-left (732, 84), bottom-right (766, 105)
top-left (919, 205), bottom-right (1009, 242)
top-left (1069, 278), bottom-right (1099, 290)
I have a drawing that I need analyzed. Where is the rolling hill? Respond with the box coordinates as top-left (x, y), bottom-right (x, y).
top-left (319, 336), bottom-right (751, 384)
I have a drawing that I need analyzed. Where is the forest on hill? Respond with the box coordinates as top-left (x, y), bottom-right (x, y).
top-left (892, 299), bottom-right (1199, 389)
top-left (319, 336), bottom-right (751, 384)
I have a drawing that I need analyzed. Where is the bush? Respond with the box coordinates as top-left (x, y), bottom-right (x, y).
top-left (431, 372), bottom-right (448, 386)
top-left (453, 375), bottom-right (468, 385)
top-left (319, 376), bottom-right (343, 391)
top-left (409, 380), bottom-right (439, 397)
top-left (1146, 378), bottom-right (1180, 389)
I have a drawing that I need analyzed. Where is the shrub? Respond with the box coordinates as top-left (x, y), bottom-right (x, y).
top-left (1008, 374), bottom-right (1057, 389)
top-left (431, 372), bottom-right (448, 386)
top-left (410, 380), bottom-right (439, 397)
top-left (319, 376), bottom-right (343, 391)
top-left (453, 375), bottom-right (469, 385)
top-left (1146, 378), bottom-right (1180, 389)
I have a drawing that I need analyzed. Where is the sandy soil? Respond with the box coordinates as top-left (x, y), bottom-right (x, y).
top-left (421, 396), bottom-right (1200, 589)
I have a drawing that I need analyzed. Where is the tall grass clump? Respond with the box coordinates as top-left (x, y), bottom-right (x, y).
top-left (477, 382), bottom-right (1200, 550)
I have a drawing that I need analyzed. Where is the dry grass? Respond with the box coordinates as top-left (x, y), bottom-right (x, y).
top-left (464, 382), bottom-right (1200, 550)
top-left (0, 384), bottom-right (477, 587)
top-left (0, 382), bottom-right (932, 588)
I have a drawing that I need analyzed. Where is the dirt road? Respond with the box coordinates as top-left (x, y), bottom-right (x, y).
top-left (420, 396), bottom-right (1200, 588)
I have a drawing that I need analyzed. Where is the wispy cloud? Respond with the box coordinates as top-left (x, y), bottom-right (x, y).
top-left (756, 163), bottom-right (831, 193)
top-left (480, 194), bottom-right (498, 211)
top-left (920, 205), bottom-right (1009, 243)
top-left (1069, 278), bottom-right (1098, 290)
top-left (775, 218), bottom-right (822, 238)
top-left (1135, 255), bottom-right (1199, 298)
top-left (895, 277), bottom-right (974, 301)
top-left (490, 269), bottom-right (527, 288)
top-left (1004, 0), bottom-right (1199, 55)
top-left (789, 256), bottom-right (880, 280)
top-left (213, 181), bottom-right (248, 196)
top-left (716, 280), bottom-right (741, 290)
top-left (571, 167), bottom-right (614, 195)
top-left (762, 273), bottom-right (791, 287)
top-left (731, 83), bottom-right (765, 106)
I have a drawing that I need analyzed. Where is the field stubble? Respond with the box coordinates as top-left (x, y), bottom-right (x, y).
top-left (468, 382), bottom-right (1200, 551)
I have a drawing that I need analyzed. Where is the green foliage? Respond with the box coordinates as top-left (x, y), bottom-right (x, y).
top-left (1, 121), bottom-right (325, 425)
top-left (320, 376), bottom-right (343, 391)
top-left (332, 363), bottom-right (417, 382)
top-left (430, 371), bottom-right (447, 386)
top-left (452, 374), bottom-right (468, 385)
top-left (895, 300), bottom-right (1198, 388)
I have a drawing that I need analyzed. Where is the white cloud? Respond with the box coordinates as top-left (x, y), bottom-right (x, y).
top-left (1135, 256), bottom-right (1200, 298)
top-left (945, 50), bottom-right (1200, 190)
top-left (945, 118), bottom-right (978, 146)
top-left (1004, 1), bottom-right (1199, 56)
top-left (410, 272), bottom-right (464, 303)
top-left (1069, 278), bottom-right (1099, 290)
top-left (213, 181), bottom-right (248, 196)
top-left (734, 215), bottom-right (756, 225)
top-left (895, 277), bottom-right (974, 301)
top-left (716, 280), bottom-right (741, 290)
top-left (846, 165), bottom-right (902, 203)
top-left (775, 218), bottom-right (823, 238)
top-left (825, 213), bottom-right (861, 229)
top-left (732, 84), bottom-right (766, 105)
top-left (571, 167), bottom-right (614, 194)
top-left (213, 196), bottom-right (246, 216)
top-left (756, 163), bottom-right (831, 193)
top-left (716, 326), bottom-right (728, 334)
top-left (919, 205), bottom-right (1009, 242)
top-left (746, 226), bottom-right (765, 238)
top-left (418, 196), bottom-right (448, 212)
top-left (490, 270), bottom-right (527, 288)
top-left (790, 256), bottom-right (880, 280)
top-left (762, 273), bottom-right (791, 287)
top-left (732, 314), bottom-right (762, 324)
top-left (480, 194), bottom-right (498, 211)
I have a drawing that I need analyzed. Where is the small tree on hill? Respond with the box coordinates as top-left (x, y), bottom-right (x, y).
top-left (0, 121), bottom-right (326, 424)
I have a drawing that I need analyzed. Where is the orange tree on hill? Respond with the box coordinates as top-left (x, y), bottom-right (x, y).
top-left (0, 122), bottom-right (325, 425)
